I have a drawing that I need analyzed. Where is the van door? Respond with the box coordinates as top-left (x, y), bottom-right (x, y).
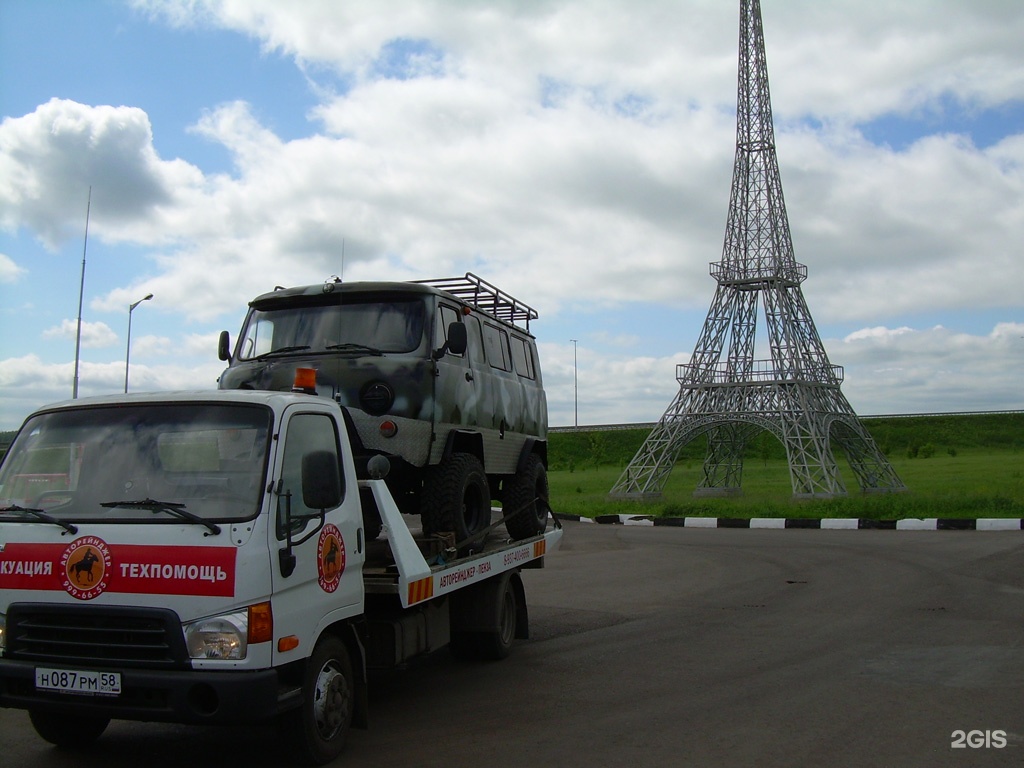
top-left (433, 303), bottom-right (480, 430)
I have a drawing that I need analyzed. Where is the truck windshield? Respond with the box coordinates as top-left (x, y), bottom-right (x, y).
top-left (237, 296), bottom-right (427, 361)
top-left (0, 403), bottom-right (271, 524)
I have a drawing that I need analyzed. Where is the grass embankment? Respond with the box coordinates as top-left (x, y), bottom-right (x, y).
top-left (548, 413), bottom-right (1024, 520)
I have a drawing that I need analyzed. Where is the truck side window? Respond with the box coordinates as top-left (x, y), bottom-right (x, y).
top-left (277, 413), bottom-right (344, 539)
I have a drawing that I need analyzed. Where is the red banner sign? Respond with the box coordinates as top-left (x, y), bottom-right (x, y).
top-left (0, 538), bottom-right (237, 600)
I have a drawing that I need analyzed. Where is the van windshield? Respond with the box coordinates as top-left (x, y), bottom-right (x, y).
top-left (0, 403), bottom-right (271, 524)
top-left (237, 296), bottom-right (427, 361)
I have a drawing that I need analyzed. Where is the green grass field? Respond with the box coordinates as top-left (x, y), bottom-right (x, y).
top-left (549, 446), bottom-right (1024, 520)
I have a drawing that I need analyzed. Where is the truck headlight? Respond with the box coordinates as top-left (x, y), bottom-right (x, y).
top-left (184, 611), bottom-right (248, 660)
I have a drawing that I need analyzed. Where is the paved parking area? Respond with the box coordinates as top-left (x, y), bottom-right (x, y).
top-left (3, 522), bottom-right (1022, 767)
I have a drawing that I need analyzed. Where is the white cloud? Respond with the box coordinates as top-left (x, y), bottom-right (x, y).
top-left (42, 319), bottom-right (118, 350)
top-left (0, 98), bottom-right (205, 249)
top-left (539, 322), bottom-right (1024, 426)
top-left (826, 323), bottom-right (1024, 415)
top-left (0, 252), bottom-right (25, 282)
top-left (7, 4), bottom-right (1022, 327)
top-left (3, 1), bottom-right (1024, 430)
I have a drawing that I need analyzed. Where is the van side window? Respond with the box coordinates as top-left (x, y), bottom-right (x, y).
top-left (277, 413), bottom-right (344, 539)
top-left (510, 336), bottom-right (536, 379)
top-left (464, 315), bottom-right (485, 364)
top-left (483, 324), bottom-right (512, 372)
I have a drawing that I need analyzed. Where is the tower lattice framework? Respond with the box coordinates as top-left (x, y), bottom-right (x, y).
top-left (610, 0), bottom-right (904, 499)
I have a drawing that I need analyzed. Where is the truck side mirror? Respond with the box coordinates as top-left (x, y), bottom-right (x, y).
top-left (279, 450), bottom-right (342, 578)
top-left (445, 322), bottom-right (468, 355)
top-left (218, 331), bottom-right (232, 362)
top-left (302, 450), bottom-right (342, 510)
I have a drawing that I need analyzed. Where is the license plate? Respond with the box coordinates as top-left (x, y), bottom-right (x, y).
top-left (35, 667), bottom-right (121, 697)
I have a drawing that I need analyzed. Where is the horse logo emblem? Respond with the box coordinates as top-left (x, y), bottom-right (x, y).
top-left (61, 536), bottom-right (112, 600)
top-left (317, 524), bottom-right (345, 593)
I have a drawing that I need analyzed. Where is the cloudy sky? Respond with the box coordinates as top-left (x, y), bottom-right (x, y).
top-left (1, 0), bottom-right (1022, 431)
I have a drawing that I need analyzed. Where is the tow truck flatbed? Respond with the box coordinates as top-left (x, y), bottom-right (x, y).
top-left (358, 478), bottom-right (562, 608)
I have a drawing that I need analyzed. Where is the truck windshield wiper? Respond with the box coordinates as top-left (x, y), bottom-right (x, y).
top-left (100, 498), bottom-right (222, 536)
top-left (0, 504), bottom-right (78, 535)
top-left (254, 345), bottom-right (311, 361)
top-left (324, 342), bottom-right (383, 356)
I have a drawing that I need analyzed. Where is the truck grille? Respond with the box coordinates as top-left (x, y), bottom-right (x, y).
top-left (6, 603), bottom-right (190, 669)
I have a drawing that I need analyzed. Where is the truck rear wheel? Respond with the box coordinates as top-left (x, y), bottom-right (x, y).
top-left (285, 635), bottom-right (354, 766)
top-left (449, 573), bottom-right (522, 661)
top-left (503, 453), bottom-right (549, 540)
top-left (29, 710), bottom-right (109, 748)
top-left (421, 453), bottom-right (491, 546)
top-left (478, 575), bottom-right (518, 661)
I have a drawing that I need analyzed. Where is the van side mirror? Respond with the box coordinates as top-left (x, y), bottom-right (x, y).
top-left (432, 321), bottom-right (467, 360)
top-left (218, 331), bottom-right (232, 362)
top-left (445, 322), bottom-right (468, 355)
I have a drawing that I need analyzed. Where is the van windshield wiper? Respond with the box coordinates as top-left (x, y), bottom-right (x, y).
top-left (254, 345), bottom-right (311, 361)
top-left (100, 498), bottom-right (221, 536)
top-left (0, 504), bottom-right (78, 535)
top-left (324, 342), bottom-right (383, 356)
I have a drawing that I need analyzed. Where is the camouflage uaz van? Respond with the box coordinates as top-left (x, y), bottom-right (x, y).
top-left (218, 273), bottom-right (548, 545)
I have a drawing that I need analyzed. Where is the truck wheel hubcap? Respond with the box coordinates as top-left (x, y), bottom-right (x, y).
top-left (313, 661), bottom-right (349, 739)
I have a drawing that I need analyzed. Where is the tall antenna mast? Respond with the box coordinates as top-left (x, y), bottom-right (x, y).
top-left (72, 186), bottom-right (91, 399)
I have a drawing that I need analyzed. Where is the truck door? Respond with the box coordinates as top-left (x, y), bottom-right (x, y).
top-left (270, 408), bottom-right (364, 651)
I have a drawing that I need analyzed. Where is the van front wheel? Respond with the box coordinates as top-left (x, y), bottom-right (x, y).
top-left (421, 453), bottom-right (491, 545)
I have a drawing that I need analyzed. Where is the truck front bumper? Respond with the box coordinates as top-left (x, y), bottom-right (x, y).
top-left (0, 658), bottom-right (293, 725)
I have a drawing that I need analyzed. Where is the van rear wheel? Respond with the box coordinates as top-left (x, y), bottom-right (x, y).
top-left (503, 454), bottom-right (549, 540)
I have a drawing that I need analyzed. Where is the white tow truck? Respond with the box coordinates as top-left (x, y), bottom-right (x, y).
top-left (0, 385), bottom-right (561, 764)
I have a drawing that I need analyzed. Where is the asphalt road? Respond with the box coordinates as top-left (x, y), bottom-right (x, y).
top-left (3, 522), bottom-right (1022, 767)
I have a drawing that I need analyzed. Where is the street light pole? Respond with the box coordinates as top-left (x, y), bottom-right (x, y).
top-left (570, 339), bottom-right (578, 430)
top-left (124, 293), bottom-right (153, 393)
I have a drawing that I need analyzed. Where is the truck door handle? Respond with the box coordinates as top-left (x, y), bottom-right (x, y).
top-left (465, 372), bottom-right (474, 382)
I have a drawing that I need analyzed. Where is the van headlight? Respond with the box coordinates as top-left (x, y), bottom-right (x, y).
top-left (184, 611), bottom-right (248, 660)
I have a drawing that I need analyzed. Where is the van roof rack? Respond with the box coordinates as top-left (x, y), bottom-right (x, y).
top-left (416, 272), bottom-right (538, 332)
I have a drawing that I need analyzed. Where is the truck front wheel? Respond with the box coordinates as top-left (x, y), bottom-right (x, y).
top-left (29, 710), bottom-right (109, 748)
top-left (285, 635), bottom-right (354, 766)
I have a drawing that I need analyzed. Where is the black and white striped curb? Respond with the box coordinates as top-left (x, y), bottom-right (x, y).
top-left (554, 514), bottom-right (1024, 531)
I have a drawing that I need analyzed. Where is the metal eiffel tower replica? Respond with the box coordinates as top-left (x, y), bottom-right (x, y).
top-left (610, 0), bottom-right (904, 500)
